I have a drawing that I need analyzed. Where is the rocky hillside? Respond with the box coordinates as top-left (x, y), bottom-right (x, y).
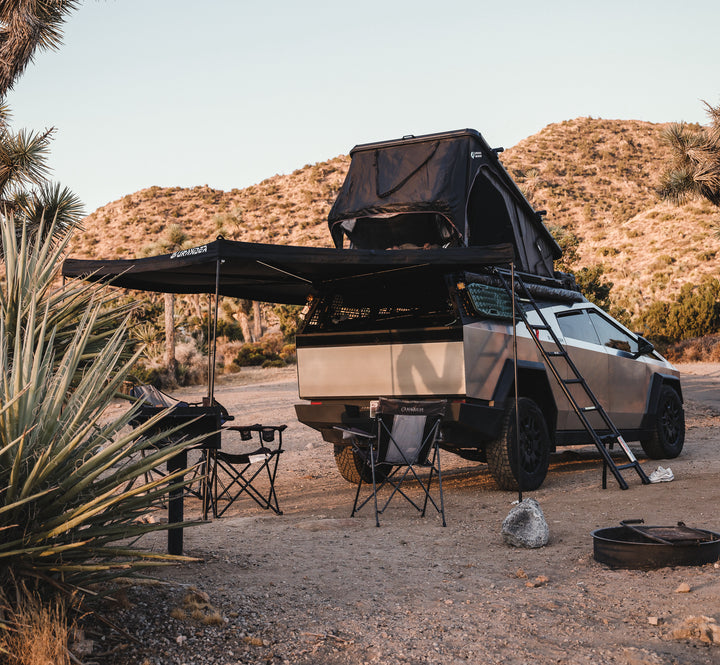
top-left (72, 118), bottom-right (720, 314)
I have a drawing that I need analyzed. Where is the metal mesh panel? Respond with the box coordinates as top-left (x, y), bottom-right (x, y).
top-left (466, 283), bottom-right (514, 320)
top-left (302, 292), bottom-right (452, 332)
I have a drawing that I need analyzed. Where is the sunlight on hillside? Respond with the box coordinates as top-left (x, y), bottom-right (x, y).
top-left (73, 118), bottom-right (720, 315)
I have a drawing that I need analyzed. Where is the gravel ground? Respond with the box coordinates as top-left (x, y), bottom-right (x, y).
top-left (80, 364), bottom-right (720, 665)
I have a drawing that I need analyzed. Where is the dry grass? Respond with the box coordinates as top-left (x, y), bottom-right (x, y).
top-left (0, 592), bottom-right (71, 665)
top-left (666, 333), bottom-right (720, 362)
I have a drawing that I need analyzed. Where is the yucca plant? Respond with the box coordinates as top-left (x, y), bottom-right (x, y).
top-left (659, 101), bottom-right (720, 209)
top-left (0, 212), bottom-right (204, 600)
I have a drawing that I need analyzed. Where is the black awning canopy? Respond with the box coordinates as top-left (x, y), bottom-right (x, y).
top-left (62, 237), bottom-right (515, 304)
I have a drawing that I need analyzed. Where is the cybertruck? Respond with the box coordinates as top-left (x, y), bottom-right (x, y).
top-left (294, 129), bottom-right (684, 490)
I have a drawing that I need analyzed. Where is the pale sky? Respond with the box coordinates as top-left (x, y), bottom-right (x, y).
top-left (6, 0), bottom-right (720, 215)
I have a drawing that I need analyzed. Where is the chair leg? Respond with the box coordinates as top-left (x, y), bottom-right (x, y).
top-left (201, 450), bottom-right (218, 520)
top-left (435, 443), bottom-right (446, 527)
top-left (370, 448), bottom-right (380, 527)
top-left (351, 470), bottom-right (364, 518)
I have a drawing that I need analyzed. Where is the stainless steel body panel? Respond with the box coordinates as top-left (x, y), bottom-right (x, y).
top-left (462, 321), bottom-right (543, 401)
top-left (297, 340), bottom-right (466, 399)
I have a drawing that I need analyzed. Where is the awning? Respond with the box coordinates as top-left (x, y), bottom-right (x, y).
top-left (62, 237), bottom-right (515, 304)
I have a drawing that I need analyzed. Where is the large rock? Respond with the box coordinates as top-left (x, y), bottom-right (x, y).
top-left (501, 498), bottom-right (549, 548)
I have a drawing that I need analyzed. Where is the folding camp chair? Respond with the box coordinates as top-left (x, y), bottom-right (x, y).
top-left (208, 424), bottom-right (286, 517)
top-left (337, 398), bottom-right (447, 527)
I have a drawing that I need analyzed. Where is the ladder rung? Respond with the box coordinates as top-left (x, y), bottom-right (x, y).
top-left (581, 406), bottom-right (597, 412)
top-left (547, 351), bottom-right (567, 357)
top-left (615, 462), bottom-right (641, 471)
top-left (564, 378), bottom-right (584, 384)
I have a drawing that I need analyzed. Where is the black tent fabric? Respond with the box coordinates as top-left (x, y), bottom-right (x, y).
top-left (327, 129), bottom-right (561, 278)
top-left (61, 237), bottom-right (515, 304)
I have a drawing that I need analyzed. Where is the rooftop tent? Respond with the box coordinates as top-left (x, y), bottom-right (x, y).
top-left (328, 129), bottom-right (562, 278)
top-left (61, 237), bottom-right (515, 304)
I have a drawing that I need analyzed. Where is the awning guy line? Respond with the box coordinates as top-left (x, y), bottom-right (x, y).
top-left (256, 261), bottom-right (313, 284)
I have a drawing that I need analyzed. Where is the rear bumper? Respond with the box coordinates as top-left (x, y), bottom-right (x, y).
top-left (295, 399), bottom-right (505, 449)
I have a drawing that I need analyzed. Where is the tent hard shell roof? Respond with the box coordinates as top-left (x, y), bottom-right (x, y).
top-left (328, 128), bottom-right (561, 278)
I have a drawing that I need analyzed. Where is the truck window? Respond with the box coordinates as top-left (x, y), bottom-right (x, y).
top-left (588, 311), bottom-right (639, 355)
top-left (556, 310), bottom-right (601, 345)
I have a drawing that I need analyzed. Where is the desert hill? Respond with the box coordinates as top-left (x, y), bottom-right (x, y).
top-left (73, 117), bottom-right (720, 315)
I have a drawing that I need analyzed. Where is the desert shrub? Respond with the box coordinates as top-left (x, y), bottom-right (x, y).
top-left (280, 343), bottom-right (297, 363)
top-left (634, 277), bottom-right (720, 348)
top-left (262, 358), bottom-right (286, 368)
top-left (665, 333), bottom-right (720, 362)
top-left (548, 224), bottom-right (580, 272)
top-left (175, 338), bottom-right (208, 386)
top-left (215, 317), bottom-right (245, 341)
top-left (231, 333), bottom-right (287, 368)
top-left (574, 264), bottom-right (613, 310)
top-left (274, 304), bottom-right (303, 342)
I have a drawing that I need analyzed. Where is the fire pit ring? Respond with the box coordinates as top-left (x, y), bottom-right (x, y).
top-left (592, 520), bottom-right (720, 569)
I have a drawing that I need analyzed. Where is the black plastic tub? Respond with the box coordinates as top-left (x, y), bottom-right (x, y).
top-left (592, 523), bottom-right (720, 569)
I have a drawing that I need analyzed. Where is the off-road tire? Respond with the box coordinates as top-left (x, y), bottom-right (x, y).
top-left (640, 385), bottom-right (685, 459)
top-left (333, 444), bottom-right (389, 484)
top-left (486, 397), bottom-right (552, 491)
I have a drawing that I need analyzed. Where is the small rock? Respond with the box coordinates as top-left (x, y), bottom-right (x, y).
top-left (648, 616), bottom-right (660, 626)
top-left (515, 568), bottom-right (528, 579)
top-left (525, 576), bottom-right (549, 588)
top-left (675, 582), bottom-right (691, 593)
top-left (502, 498), bottom-right (550, 549)
top-left (176, 635), bottom-right (187, 646)
top-left (667, 615), bottom-right (720, 644)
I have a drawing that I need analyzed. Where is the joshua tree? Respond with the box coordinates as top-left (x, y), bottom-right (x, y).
top-left (0, 104), bottom-right (84, 244)
top-left (659, 100), bottom-right (720, 209)
top-left (0, 0), bottom-right (79, 96)
top-left (141, 223), bottom-right (191, 384)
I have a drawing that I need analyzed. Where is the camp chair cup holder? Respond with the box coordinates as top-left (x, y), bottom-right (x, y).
top-left (335, 398), bottom-right (447, 527)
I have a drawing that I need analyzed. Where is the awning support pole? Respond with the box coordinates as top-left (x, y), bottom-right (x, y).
top-left (209, 259), bottom-right (221, 404)
top-left (511, 261), bottom-right (522, 504)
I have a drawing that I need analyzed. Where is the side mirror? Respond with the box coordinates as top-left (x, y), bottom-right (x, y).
top-left (633, 334), bottom-right (654, 358)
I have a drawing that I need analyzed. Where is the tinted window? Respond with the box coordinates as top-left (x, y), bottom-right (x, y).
top-left (556, 310), bottom-right (600, 344)
top-left (588, 311), bottom-right (639, 354)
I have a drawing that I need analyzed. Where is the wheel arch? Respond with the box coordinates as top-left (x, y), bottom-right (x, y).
top-left (640, 372), bottom-right (683, 431)
top-left (492, 358), bottom-right (558, 439)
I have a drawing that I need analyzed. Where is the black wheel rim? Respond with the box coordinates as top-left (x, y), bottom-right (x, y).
top-left (517, 410), bottom-right (544, 474)
top-left (661, 395), bottom-right (682, 443)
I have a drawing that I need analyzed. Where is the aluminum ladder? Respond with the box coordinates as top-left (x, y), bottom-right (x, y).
top-left (494, 268), bottom-right (650, 490)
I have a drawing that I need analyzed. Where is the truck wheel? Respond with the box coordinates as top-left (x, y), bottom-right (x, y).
top-left (486, 397), bottom-right (551, 491)
top-left (333, 444), bottom-right (390, 484)
top-left (640, 385), bottom-right (685, 459)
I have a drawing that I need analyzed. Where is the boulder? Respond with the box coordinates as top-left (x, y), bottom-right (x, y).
top-left (502, 498), bottom-right (549, 548)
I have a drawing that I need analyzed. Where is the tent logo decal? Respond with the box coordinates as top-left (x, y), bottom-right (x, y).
top-left (171, 245), bottom-right (208, 260)
top-left (470, 151), bottom-right (483, 159)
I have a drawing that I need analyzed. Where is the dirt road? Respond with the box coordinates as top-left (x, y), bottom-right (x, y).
top-left (93, 363), bottom-right (720, 665)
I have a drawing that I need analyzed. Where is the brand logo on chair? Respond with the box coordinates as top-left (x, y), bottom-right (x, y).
top-left (399, 406), bottom-right (425, 414)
